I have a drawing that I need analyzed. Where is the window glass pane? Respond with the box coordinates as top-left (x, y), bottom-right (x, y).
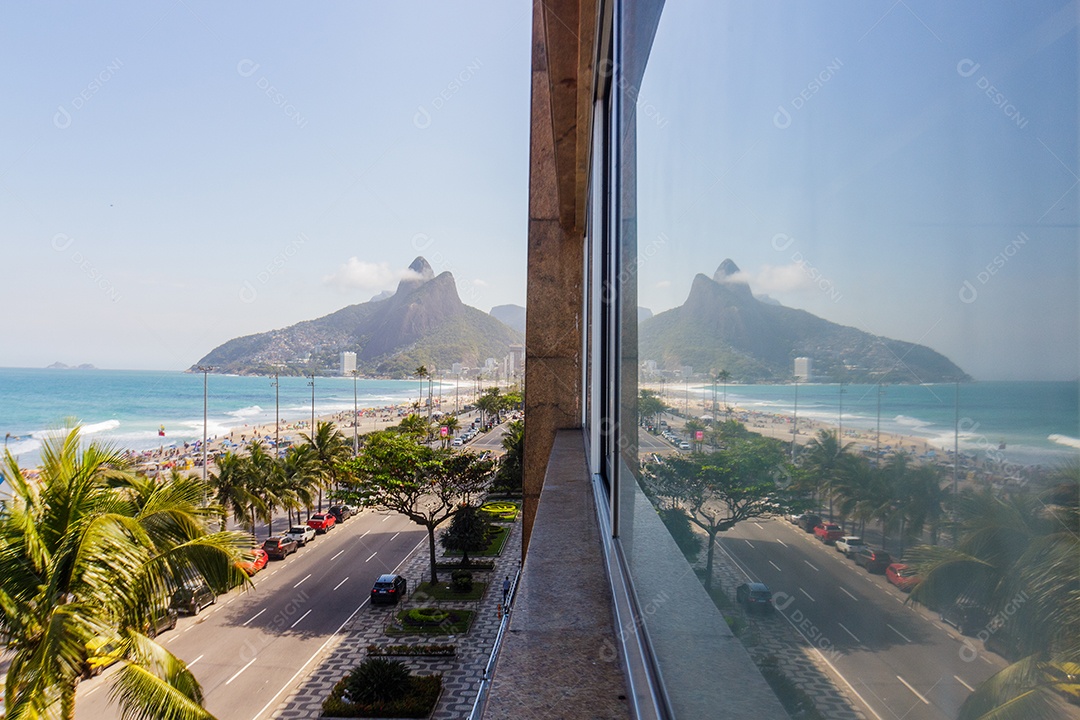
top-left (621, 2), bottom-right (1078, 718)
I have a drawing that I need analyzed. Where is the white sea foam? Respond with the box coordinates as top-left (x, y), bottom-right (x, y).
top-left (80, 419), bottom-right (122, 435)
top-left (227, 405), bottom-right (264, 419)
top-left (1049, 434), bottom-right (1080, 450)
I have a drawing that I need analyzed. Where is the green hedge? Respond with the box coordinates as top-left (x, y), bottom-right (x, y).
top-left (366, 644), bottom-right (456, 657)
top-left (412, 581), bottom-right (486, 602)
top-left (322, 674), bottom-right (441, 718)
top-left (388, 607), bottom-right (474, 636)
top-left (442, 525), bottom-right (509, 557)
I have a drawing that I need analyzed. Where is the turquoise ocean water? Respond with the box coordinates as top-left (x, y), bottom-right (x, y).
top-left (682, 380), bottom-right (1079, 468)
top-left (0, 368), bottom-right (448, 467)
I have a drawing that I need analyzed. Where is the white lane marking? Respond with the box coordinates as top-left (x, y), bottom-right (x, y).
top-left (294, 574), bottom-right (311, 588)
top-left (980, 654), bottom-right (993, 666)
top-left (896, 675), bottom-right (930, 704)
top-left (954, 675), bottom-right (975, 692)
top-left (333, 576), bottom-right (349, 591)
top-left (381, 515), bottom-right (390, 522)
top-left (249, 535), bottom-right (427, 720)
top-left (776, 539), bottom-right (787, 547)
top-left (840, 586), bottom-right (859, 601)
top-left (754, 522), bottom-right (764, 529)
top-left (769, 561), bottom-right (782, 572)
top-left (838, 623), bottom-right (861, 643)
top-left (330, 549), bottom-right (345, 561)
top-left (366, 552), bottom-right (377, 562)
top-left (226, 657), bottom-right (258, 685)
top-left (799, 588), bottom-right (815, 602)
top-left (289, 609), bottom-right (313, 629)
top-left (225, 597), bottom-right (236, 606)
top-left (887, 623), bottom-right (912, 643)
top-left (242, 608), bottom-right (267, 626)
top-left (361, 530), bottom-right (371, 538)
top-left (391, 532), bottom-right (400, 541)
top-left (804, 560), bottom-right (819, 572)
top-left (744, 540), bottom-right (754, 548)
top-left (187, 654), bottom-right (205, 668)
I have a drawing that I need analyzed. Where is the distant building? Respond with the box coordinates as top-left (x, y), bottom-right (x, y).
top-left (340, 351), bottom-right (357, 376)
top-left (794, 356), bottom-right (812, 381)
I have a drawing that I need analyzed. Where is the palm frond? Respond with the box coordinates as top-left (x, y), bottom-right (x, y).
top-left (109, 632), bottom-right (215, 720)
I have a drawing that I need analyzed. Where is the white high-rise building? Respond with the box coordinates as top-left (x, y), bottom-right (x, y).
top-left (340, 351), bottom-right (357, 376)
top-left (794, 357), bottom-right (812, 382)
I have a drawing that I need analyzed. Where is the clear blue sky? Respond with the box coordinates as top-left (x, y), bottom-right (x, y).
top-left (1, 1), bottom-right (1077, 381)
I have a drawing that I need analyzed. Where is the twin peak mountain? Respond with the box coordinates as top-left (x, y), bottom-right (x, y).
top-left (194, 257), bottom-right (967, 382)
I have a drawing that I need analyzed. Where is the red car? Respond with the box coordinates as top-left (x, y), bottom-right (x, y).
top-left (307, 513), bottom-right (337, 533)
top-left (237, 547), bottom-right (268, 575)
top-left (813, 523), bottom-right (844, 544)
top-left (886, 563), bottom-right (920, 592)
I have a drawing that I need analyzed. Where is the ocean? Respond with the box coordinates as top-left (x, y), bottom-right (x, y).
top-left (685, 380), bottom-right (1079, 468)
top-left (0, 368), bottom-right (461, 468)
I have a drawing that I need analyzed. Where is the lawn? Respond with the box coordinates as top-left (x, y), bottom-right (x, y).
top-left (413, 580), bottom-right (487, 602)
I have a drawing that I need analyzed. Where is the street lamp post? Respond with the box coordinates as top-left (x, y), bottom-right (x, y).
top-left (876, 383), bottom-right (886, 468)
top-left (271, 372), bottom-right (280, 458)
top-left (197, 366), bottom-right (212, 482)
top-left (351, 369), bottom-right (359, 456)
top-left (308, 373), bottom-right (316, 431)
top-left (838, 382), bottom-right (846, 439)
top-left (792, 377), bottom-right (799, 463)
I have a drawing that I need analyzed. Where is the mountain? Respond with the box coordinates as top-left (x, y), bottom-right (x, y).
top-left (192, 257), bottom-right (522, 376)
top-left (639, 260), bottom-right (969, 383)
top-left (638, 307), bottom-right (654, 322)
top-left (490, 304), bottom-right (526, 335)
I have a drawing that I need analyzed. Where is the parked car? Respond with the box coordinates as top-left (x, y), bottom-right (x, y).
top-left (237, 547), bottom-right (269, 575)
top-left (83, 635), bottom-right (123, 678)
top-left (735, 582), bottom-right (773, 613)
top-left (370, 574), bottom-right (408, 605)
top-left (941, 601), bottom-right (990, 636)
top-left (262, 536), bottom-right (299, 560)
top-left (328, 504), bottom-right (355, 522)
top-left (835, 536), bottom-right (866, 557)
top-left (885, 563), bottom-right (920, 592)
top-left (170, 582), bottom-right (215, 615)
top-left (679, 441), bottom-right (690, 450)
top-left (284, 524), bottom-right (316, 547)
top-left (308, 513), bottom-right (337, 533)
top-left (144, 606), bottom-right (179, 637)
top-left (813, 523), bottom-right (844, 544)
top-left (853, 547), bottom-right (892, 573)
top-left (798, 514), bottom-right (822, 533)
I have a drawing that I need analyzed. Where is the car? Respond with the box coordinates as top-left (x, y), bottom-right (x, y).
top-left (813, 523), bottom-right (844, 544)
top-left (834, 536), bottom-right (866, 557)
top-left (798, 514), bottom-right (822, 533)
top-left (328, 504), bottom-right (355, 523)
top-left (853, 547), bottom-right (892, 573)
top-left (308, 513), bottom-right (337, 533)
top-left (144, 606), bottom-right (179, 637)
top-left (237, 547), bottom-right (269, 575)
top-left (284, 524), bottom-right (316, 547)
top-left (941, 601), bottom-right (990, 636)
top-left (735, 582), bottom-right (773, 612)
top-left (452, 437), bottom-right (463, 446)
top-left (83, 635), bottom-right (123, 678)
top-left (885, 563), bottom-right (920, 592)
top-left (262, 536), bottom-right (299, 559)
top-left (679, 441), bottom-right (690, 450)
top-left (170, 582), bottom-right (215, 615)
top-left (370, 573), bottom-right (408, 605)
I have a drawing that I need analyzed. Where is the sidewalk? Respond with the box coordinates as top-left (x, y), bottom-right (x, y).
top-left (269, 514), bottom-right (521, 719)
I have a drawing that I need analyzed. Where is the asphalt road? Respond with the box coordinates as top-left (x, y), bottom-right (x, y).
top-left (718, 517), bottom-right (1009, 720)
top-left (75, 510), bottom-right (425, 720)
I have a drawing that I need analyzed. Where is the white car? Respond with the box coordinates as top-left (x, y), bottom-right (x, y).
top-left (835, 536), bottom-right (866, 557)
top-left (284, 525), bottom-right (316, 547)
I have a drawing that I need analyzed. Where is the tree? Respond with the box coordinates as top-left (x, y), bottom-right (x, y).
top-left (798, 429), bottom-right (854, 520)
top-left (246, 441), bottom-right (285, 537)
top-left (716, 369), bottom-right (732, 417)
top-left (440, 504), bottom-right (492, 565)
top-left (301, 420), bottom-right (352, 512)
top-left (414, 365), bottom-right (429, 411)
top-left (908, 482), bottom-right (1080, 720)
top-left (439, 416), bottom-right (460, 449)
top-left (646, 435), bottom-right (794, 590)
top-left (208, 451), bottom-right (264, 534)
top-left (396, 413), bottom-right (432, 442)
top-left (340, 432), bottom-right (494, 584)
top-left (684, 419), bottom-right (706, 452)
top-left (639, 390), bottom-right (665, 428)
top-left (493, 420), bottom-right (524, 493)
top-left (475, 388), bottom-right (502, 428)
top-left (280, 444), bottom-right (318, 526)
top-left (0, 426), bottom-right (249, 720)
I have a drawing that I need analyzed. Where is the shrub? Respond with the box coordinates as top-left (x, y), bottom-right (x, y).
top-left (366, 643), bottom-right (456, 657)
top-left (405, 608), bottom-right (450, 626)
top-left (451, 570), bottom-right (473, 593)
top-left (323, 673), bottom-right (442, 718)
top-left (658, 507), bottom-right (702, 562)
top-left (342, 658), bottom-right (410, 705)
top-left (440, 505), bottom-right (492, 565)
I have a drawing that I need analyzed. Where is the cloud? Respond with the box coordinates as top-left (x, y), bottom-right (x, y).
top-left (471, 278), bottom-right (489, 287)
top-left (322, 258), bottom-right (422, 292)
top-left (655, 280), bottom-right (672, 288)
top-left (739, 263), bottom-right (815, 294)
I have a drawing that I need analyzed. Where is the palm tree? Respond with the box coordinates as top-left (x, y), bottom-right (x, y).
top-left (246, 441), bottom-right (285, 536)
top-left (476, 389), bottom-right (502, 429)
top-left (716, 369), bottom-right (732, 417)
top-left (0, 426), bottom-right (249, 720)
top-left (441, 415), bottom-right (460, 448)
top-left (396, 413), bottom-right (432, 441)
top-left (908, 482), bottom-right (1080, 719)
top-left (414, 365), bottom-right (429, 412)
top-left (800, 430), bottom-right (854, 521)
top-left (301, 420), bottom-right (352, 512)
top-left (208, 451), bottom-right (263, 533)
top-left (280, 445), bottom-right (318, 526)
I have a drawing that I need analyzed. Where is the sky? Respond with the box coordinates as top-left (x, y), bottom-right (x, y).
top-left (1, 1), bottom-right (1077, 381)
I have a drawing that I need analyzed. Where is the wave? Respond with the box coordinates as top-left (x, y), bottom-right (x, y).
top-left (1049, 434), bottom-right (1080, 450)
top-left (894, 415), bottom-right (933, 429)
top-left (81, 419), bottom-right (122, 435)
top-left (226, 405), bottom-right (264, 419)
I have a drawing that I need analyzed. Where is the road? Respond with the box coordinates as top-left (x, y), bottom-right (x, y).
top-left (718, 517), bottom-right (1008, 720)
top-left (75, 510), bottom-right (425, 720)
